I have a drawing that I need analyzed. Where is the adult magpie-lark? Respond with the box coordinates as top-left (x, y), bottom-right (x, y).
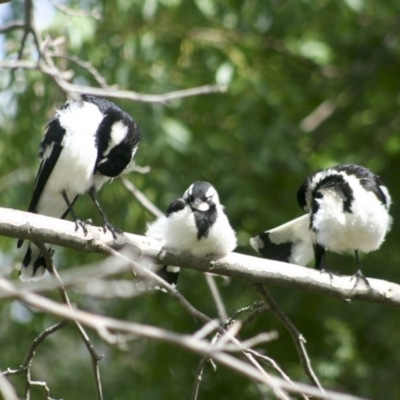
top-left (145, 181), bottom-right (237, 286)
top-left (250, 164), bottom-right (392, 285)
top-left (18, 95), bottom-right (141, 281)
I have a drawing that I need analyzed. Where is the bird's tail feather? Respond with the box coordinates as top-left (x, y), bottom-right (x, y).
top-left (19, 243), bottom-right (48, 282)
top-left (136, 265), bottom-right (180, 292)
top-left (250, 214), bottom-right (314, 266)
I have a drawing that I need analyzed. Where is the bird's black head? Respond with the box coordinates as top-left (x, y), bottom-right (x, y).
top-left (183, 181), bottom-right (219, 211)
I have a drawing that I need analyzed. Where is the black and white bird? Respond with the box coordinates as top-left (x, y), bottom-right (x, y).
top-left (18, 95), bottom-right (141, 281)
top-left (145, 181), bottom-right (237, 286)
top-left (250, 164), bottom-right (392, 284)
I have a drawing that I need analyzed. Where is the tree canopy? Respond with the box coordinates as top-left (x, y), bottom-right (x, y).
top-left (1, 0), bottom-right (400, 399)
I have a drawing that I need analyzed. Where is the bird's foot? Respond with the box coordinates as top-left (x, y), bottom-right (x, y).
top-left (102, 221), bottom-right (123, 240)
top-left (320, 268), bottom-right (339, 285)
top-left (84, 218), bottom-right (93, 225)
top-left (350, 270), bottom-right (370, 291)
top-left (74, 219), bottom-right (88, 235)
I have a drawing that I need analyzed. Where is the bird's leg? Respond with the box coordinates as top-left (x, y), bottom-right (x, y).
top-left (61, 190), bottom-right (88, 235)
top-left (350, 250), bottom-right (370, 289)
top-left (314, 243), bottom-right (335, 283)
top-left (88, 188), bottom-right (122, 240)
top-left (314, 243), bottom-right (326, 271)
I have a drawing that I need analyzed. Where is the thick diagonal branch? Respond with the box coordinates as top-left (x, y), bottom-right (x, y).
top-left (1, 207), bottom-right (400, 309)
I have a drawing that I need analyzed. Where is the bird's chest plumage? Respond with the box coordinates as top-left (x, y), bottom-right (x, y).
top-left (310, 186), bottom-right (390, 253)
top-left (163, 206), bottom-right (233, 257)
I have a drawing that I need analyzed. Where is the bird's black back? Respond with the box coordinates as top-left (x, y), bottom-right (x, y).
top-left (297, 164), bottom-right (390, 213)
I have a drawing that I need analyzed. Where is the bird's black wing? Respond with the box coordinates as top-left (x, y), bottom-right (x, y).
top-left (251, 231), bottom-right (293, 262)
top-left (89, 96), bottom-right (141, 178)
top-left (155, 266), bottom-right (180, 286)
top-left (96, 141), bottom-right (139, 177)
top-left (166, 198), bottom-right (186, 216)
top-left (17, 116), bottom-right (65, 248)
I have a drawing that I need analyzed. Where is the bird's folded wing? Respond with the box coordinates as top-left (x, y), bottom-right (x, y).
top-left (17, 119), bottom-right (64, 248)
top-left (250, 214), bottom-right (314, 266)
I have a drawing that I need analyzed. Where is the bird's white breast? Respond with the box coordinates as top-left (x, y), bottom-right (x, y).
top-left (193, 205), bottom-right (236, 257)
top-left (312, 175), bottom-right (391, 253)
top-left (146, 205), bottom-right (236, 258)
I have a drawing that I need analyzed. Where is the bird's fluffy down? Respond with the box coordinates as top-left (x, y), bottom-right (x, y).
top-left (146, 203), bottom-right (237, 258)
top-left (145, 181), bottom-right (236, 287)
top-left (250, 164), bottom-right (392, 269)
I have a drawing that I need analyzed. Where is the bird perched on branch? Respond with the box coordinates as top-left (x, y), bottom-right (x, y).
top-left (250, 164), bottom-right (392, 286)
top-left (18, 95), bottom-right (141, 281)
top-left (145, 181), bottom-right (237, 287)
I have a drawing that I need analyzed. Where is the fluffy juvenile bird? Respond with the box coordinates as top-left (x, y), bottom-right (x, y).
top-left (18, 95), bottom-right (141, 281)
top-left (250, 164), bottom-right (392, 285)
top-left (145, 181), bottom-right (237, 286)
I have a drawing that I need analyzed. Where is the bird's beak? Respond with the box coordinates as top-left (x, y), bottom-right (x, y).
top-left (191, 199), bottom-right (209, 211)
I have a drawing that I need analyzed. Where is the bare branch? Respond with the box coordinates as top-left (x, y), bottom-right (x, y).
top-left (253, 284), bottom-right (323, 392)
top-left (0, 60), bottom-right (38, 69)
top-left (49, 0), bottom-right (101, 20)
top-left (0, 278), bottom-right (367, 400)
top-left (0, 58), bottom-right (227, 103)
top-left (0, 20), bottom-right (25, 33)
top-left (120, 177), bottom-right (164, 218)
top-left (35, 243), bottom-right (104, 400)
top-left (0, 373), bottom-right (19, 400)
top-left (50, 52), bottom-right (111, 88)
top-left (227, 300), bottom-right (268, 327)
top-left (2, 320), bottom-right (67, 377)
top-left (191, 357), bottom-right (209, 400)
top-left (2, 207), bottom-right (400, 310)
top-left (1, 319), bottom-right (66, 400)
top-left (14, 0), bottom-right (35, 61)
top-left (205, 273), bottom-right (229, 322)
top-left (246, 349), bottom-right (310, 400)
top-left (51, 80), bottom-right (228, 104)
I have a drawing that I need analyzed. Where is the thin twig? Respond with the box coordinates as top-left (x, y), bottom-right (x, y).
top-left (241, 304), bottom-right (269, 327)
top-left (35, 243), bottom-right (104, 400)
top-left (50, 52), bottom-right (110, 88)
top-left (0, 278), bottom-right (368, 400)
top-left (253, 284), bottom-right (324, 393)
top-left (0, 59), bottom-right (228, 103)
top-left (191, 357), bottom-right (209, 400)
top-left (101, 245), bottom-right (286, 396)
top-left (1, 319), bottom-right (67, 400)
top-left (17, 0), bottom-right (33, 60)
top-left (0, 373), bottom-right (19, 400)
top-left (50, 0), bottom-right (101, 20)
top-left (120, 177), bottom-right (163, 218)
top-left (247, 349), bottom-right (309, 400)
top-left (227, 300), bottom-right (267, 326)
top-left (205, 273), bottom-right (228, 323)
top-left (0, 20), bottom-right (25, 33)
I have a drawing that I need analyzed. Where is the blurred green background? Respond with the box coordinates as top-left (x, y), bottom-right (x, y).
top-left (1, 0), bottom-right (400, 398)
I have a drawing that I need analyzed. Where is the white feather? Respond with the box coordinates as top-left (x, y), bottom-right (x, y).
top-left (250, 214), bottom-right (314, 266)
top-left (37, 101), bottom-right (105, 217)
top-left (19, 244), bottom-right (47, 282)
top-left (102, 121), bottom-right (128, 156)
top-left (146, 204), bottom-right (236, 258)
top-left (312, 173), bottom-right (392, 253)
